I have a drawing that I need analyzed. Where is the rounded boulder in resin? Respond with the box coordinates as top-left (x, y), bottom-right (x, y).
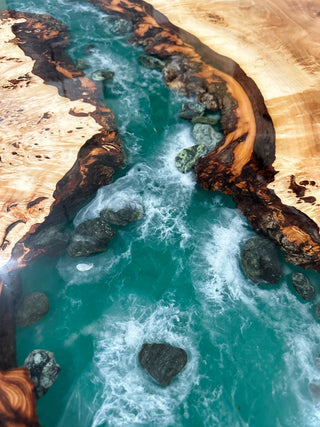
top-left (16, 292), bottom-right (49, 328)
top-left (24, 350), bottom-right (60, 399)
top-left (139, 343), bottom-right (187, 386)
top-left (241, 236), bottom-right (282, 284)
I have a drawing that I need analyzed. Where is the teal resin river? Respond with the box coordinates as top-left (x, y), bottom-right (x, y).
top-left (2, 0), bottom-right (320, 426)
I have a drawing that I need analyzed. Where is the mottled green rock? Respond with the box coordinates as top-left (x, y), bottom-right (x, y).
top-left (76, 58), bottom-right (89, 70)
top-left (112, 18), bottom-right (133, 34)
top-left (241, 236), bottom-right (282, 284)
top-left (24, 350), bottom-right (60, 399)
top-left (100, 203), bottom-right (144, 226)
top-left (139, 54), bottom-right (165, 70)
top-left (191, 115), bottom-right (218, 125)
top-left (175, 144), bottom-right (208, 173)
top-left (291, 272), bottom-right (315, 301)
top-left (67, 218), bottom-right (115, 258)
top-left (91, 69), bottom-right (114, 82)
top-left (178, 102), bottom-right (205, 121)
top-left (192, 123), bottom-right (223, 150)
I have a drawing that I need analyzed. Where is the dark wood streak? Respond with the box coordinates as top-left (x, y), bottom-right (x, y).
top-left (27, 197), bottom-right (48, 209)
top-left (85, 0), bottom-right (320, 271)
top-left (0, 220), bottom-right (26, 251)
top-left (0, 13), bottom-right (125, 419)
top-left (2, 10), bottom-right (125, 267)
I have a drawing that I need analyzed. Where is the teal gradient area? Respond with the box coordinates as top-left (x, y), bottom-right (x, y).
top-left (2, 0), bottom-right (320, 425)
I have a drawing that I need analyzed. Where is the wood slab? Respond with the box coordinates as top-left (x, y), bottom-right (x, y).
top-left (0, 367), bottom-right (40, 426)
top-left (86, 0), bottom-right (320, 271)
top-left (146, 0), bottom-right (320, 224)
top-left (0, 11), bottom-right (124, 271)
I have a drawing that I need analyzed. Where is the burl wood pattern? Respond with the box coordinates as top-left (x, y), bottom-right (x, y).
top-left (86, 0), bottom-right (320, 271)
top-left (0, 11), bottom-right (124, 270)
top-left (0, 367), bottom-right (40, 427)
top-left (146, 0), bottom-right (320, 224)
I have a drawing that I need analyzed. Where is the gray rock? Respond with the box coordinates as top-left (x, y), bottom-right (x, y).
top-left (112, 18), bottom-right (133, 34)
top-left (316, 304), bottom-right (320, 319)
top-left (240, 236), bottom-right (282, 284)
top-left (139, 343), bottom-right (187, 386)
top-left (24, 350), bottom-right (60, 399)
top-left (67, 218), bottom-right (115, 258)
top-left (25, 225), bottom-right (69, 257)
top-left (310, 382), bottom-right (320, 407)
top-left (191, 115), bottom-right (219, 126)
top-left (162, 55), bottom-right (186, 83)
top-left (91, 69), bottom-right (114, 82)
top-left (16, 292), bottom-right (49, 328)
top-left (139, 54), bottom-right (165, 70)
top-left (291, 272), bottom-right (315, 301)
top-left (178, 102), bottom-right (205, 121)
top-left (100, 203), bottom-right (143, 226)
top-left (76, 58), bottom-right (89, 70)
top-left (315, 354), bottom-right (320, 371)
top-left (192, 124), bottom-right (223, 150)
top-left (175, 144), bottom-right (208, 173)
top-left (83, 44), bottom-right (95, 55)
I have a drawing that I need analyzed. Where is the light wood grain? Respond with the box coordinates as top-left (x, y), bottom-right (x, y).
top-left (0, 367), bottom-right (40, 426)
top-left (0, 15), bottom-right (102, 268)
top-left (146, 0), bottom-right (320, 225)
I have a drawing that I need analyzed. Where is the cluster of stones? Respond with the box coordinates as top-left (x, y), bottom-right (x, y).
top-left (76, 17), bottom-right (134, 81)
top-left (67, 202), bottom-right (144, 258)
top-left (14, 200), bottom-right (143, 400)
top-left (240, 234), bottom-right (320, 403)
top-left (138, 52), bottom-right (223, 174)
top-left (240, 235), bottom-right (318, 307)
top-left (175, 102), bottom-right (223, 173)
top-left (14, 293), bottom-right (60, 397)
top-left (14, 281), bottom-right (60, 398)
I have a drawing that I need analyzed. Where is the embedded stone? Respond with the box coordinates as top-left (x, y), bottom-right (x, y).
top-left (100, 203), bottom-right (143, 226)
top-left (24, 350), bottom-right (60, 399)
top-left (83, 43), bottom-right (95, 55)
top-left (315, 354), bottom-right (320, 371)
top-left (16, 293), bottom-right (49, 328)
top-left (112, 18), bottom-right (133, 34)
top-left (175, 144), bottom-right (208, 173)
top-left (139, 54), bottom-right (165, 70)
top-left (178, 101), bottom-right (205, 121)
top-left (91, 69), bottom-right (114, 82)
top-left (310, 382), bottom-right (320, 407)
top-left (240, 236), bottom-right (282, 284)
top-left (291, 272), bottom-right (315, 301)
top-left (76, 58), bottom-right (89, 70)
top-left (192, 123), bottom-right (223, 150)
top-left (191, 115), bottom-right (219, 125)
top-left (139, 343), bottom-right (187, 386)
top-left (67, 218), bottom-right (115, 258)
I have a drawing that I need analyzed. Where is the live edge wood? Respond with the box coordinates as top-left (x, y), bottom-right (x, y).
top-left (0, 10), bottom-right (125, 418)
top-left (0, 10), bottom-right (125, 272)
top-left (86, 0), bottom-right (320, 271)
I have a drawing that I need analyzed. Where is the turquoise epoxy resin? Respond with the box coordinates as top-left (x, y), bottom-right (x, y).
top-left (2, 0), bottom-right (320, 425)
